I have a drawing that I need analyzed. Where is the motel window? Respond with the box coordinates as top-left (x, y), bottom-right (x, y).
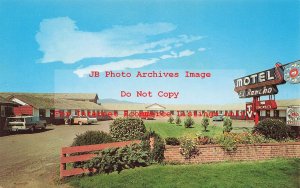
top-left (39, 109), bottom-right (46, 118)
top-left (274, 110), bottom-right (279, 117)
top-left (279, 110), bottom-right (286, 117)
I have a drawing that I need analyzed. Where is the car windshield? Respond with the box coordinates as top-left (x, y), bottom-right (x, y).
top-left (8, 118), bottom-right (24, 122)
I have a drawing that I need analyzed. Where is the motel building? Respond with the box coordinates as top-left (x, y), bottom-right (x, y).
top-left (0, 92), bottom-right (298, 128)
top-left (0, 96), bottom-right (18, 131)
top-left (0, 93), bottom-right (105, 125)
top-left (101, 99), bottom-right (300, 122)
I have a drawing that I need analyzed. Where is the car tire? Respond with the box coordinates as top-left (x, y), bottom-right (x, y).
top-left (30, 126), bottom-right (35, 133)
top-left (41, 124), bottom-right (46, 131)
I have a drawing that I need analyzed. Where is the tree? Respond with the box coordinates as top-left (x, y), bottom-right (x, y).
top-left (175, 116), bottom-right (182, 126)
top-left (167, 116), bottom-right (174, 124)
top-left (184, 116), bottom-right (195, 128)
top-left (223, 117), bottom-right (233, 133)
top-left (201, 117), bottom-right (210, 131)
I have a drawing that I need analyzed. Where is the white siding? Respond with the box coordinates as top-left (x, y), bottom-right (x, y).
top-left (279, 110), bottom-right (286, 117)
top-left (270, 110), bottom-right (274, 117)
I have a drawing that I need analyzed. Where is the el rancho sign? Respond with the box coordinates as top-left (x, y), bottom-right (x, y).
top-left (234, 60), bottom-right (300, 125)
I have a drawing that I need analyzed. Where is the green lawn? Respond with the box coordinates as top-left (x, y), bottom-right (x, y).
top-left (68, 158), bottom-right (300, 188)
top-left (145, 121), bottom-right (223, 138)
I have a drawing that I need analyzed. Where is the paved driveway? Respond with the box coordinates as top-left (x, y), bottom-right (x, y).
top-left (0, 121), bottom-right (111, 188)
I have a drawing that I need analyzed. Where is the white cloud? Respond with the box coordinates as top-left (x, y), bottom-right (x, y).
top-left (36, 17), bottom-right (202, 64)
top-left (178, 50), bottom-right (195, 57)
top-left (74, 58), bottom-right (159, 77)
top-left (74, 49), bottom-right (196, 77)
top-left (198, 47), bottom-right (206, 52)
top-left (160, 50), bottom-right (194, 59)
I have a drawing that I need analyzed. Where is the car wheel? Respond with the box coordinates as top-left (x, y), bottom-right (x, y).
top-left (78, 121), bottom-right (83, 126)
top-left (41, 124), bottom-right (46, 131)
top-left (30, 126), bottom-right (35, 133)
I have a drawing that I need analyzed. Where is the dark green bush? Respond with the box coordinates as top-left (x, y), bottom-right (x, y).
top-left (184, 116), bottom-right (195, 128)
top-left (175, 116), bottom-right (182, 125)
top-left (110, 117), bottom-right (146, 141)
top-left (142, 130), bottom-right (165, 163)
top-left (152, 133), bottom-right (165, 163)
top-left (254, 118), bottom-right (291, 140)
top-left (71, 131), bottom-right (113, 146)
top-left (86, 143), bottom-right (150, 174)
top-left (167, 116), bottom-right (174, 124)
top-left (165, 137), bottom-right (180, 145)
top-left (223, 117), bottom-right (233, 133)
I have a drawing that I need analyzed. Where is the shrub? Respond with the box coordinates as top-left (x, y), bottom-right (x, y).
top-left (179, 137), bottom-right (199, 159)
top-left (110, 117), bottom-right (146, 141)
top-left (165, 137), bottom-right (180, 145)
top-left (167, 116), bottom-right (174, 124)
top-left (151, 132), bottom-right (165, 163)
top-left (195, 135), bottom-right (216, 145)
top-left (254, 118), bottom-right (291, 140)
top-left (223, 117), bottom-right (233, 133)
top-left (86, 143), bottom-right (150, 174)
top-left (238, 132), bottom-right (269, 144)
top-left (142, 130), bottom-right (165, 163)
top-left (175, 116), bottom-right (182, 125)
top-left (215, 133), bottom-right (237, 151)
top-left (184, 116), bottom-right (195, 128)
top-left (215, 132), bottom-right (270, 151)
top-left (201, 117), bottom-right (210, 131)
top-left (71, 131), bottom-right (113, 146)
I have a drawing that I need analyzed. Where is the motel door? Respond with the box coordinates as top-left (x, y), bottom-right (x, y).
top-left (50, 110), bottom-right (55, 122)
top-left (266, 110), bottom-right (270, 118)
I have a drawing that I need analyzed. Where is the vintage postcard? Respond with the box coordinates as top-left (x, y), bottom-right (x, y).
top-left (0, 1), bottom-right (299, 188)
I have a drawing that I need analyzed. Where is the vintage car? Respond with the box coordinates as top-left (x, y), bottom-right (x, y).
top-left (212, 115), bottom-right (224, 121)
top-left (6, 116), bottom-right (47, 133)
top-left (66, 115), bottom-right (97, 125)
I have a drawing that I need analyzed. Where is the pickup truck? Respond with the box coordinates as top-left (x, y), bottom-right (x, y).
top-left (66, 115), bottom-right (97, 125)
top-left (6, 116), bottom-right (47, 133)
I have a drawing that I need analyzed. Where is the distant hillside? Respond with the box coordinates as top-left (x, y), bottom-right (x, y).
top-left (100, 98), bottom-right (140, 104)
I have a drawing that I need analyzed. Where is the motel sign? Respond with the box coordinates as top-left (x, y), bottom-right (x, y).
top-left (234, 60), bottom-right (300, 125)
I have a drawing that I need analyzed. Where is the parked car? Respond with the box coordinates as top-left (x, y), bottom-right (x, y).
top-left (66, 115), bottom-right (97, 125)
top-left (6, 116), bottom-right (47, 133)
top-left (212, 115), bottom-right (224, 121)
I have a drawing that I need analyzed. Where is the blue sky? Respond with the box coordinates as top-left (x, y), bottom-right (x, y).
top-left (0, 0), bottom-right (299, 104)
